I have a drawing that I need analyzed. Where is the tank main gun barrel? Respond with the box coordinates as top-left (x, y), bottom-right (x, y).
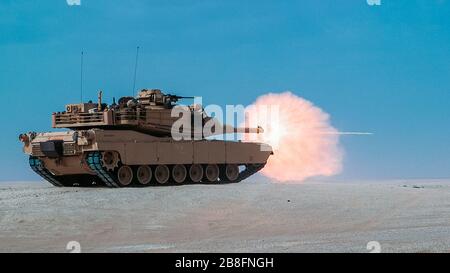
top-left (222, 125), bottom-right (264, 134)
top-left (201, 125), bottom-right (263, 138)
top-left (232, 126), bottom-right (264, 134)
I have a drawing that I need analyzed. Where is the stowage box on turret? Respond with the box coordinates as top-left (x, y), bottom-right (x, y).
top-left (19, 89), bottom-right (273, 187)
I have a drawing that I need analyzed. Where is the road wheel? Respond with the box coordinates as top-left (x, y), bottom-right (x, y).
top-left (189, 164), bottom-right (203, 183)
top-left (117, 165), bottom-right (133, 186)
top-left (136, 165), bottom-right (152, 185)
top-left (172, 164), bottom-right (187, 184)
top-left (155, 165), bottom-right (170, 184)
top-left (205, 164), bottom-right (219, 182)
top-left (225, 164), bottom-right (239, 182)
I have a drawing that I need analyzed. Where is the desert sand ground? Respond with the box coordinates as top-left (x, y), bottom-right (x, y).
top-left (0, 178), bottom-right (449, 253)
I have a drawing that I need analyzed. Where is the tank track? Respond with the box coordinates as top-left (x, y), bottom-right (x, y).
top-left (86, 152), bottom-right (120, 188)
top-left (29, 156), bottom-right (63, 187)
top-left (85, 151), bottom-right (264, 187)
top-left (29, 156), bottom-right (102, 187)
top-left (31, 152), bottom-right (265, 188)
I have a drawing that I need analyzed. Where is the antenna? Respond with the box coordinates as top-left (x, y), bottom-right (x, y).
top-left (132, 46), bottom-right (140, 97)
top-left (80, 51), bottom-right (84, 103)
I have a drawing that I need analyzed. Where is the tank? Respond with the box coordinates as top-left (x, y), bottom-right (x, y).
top-left (19, 89), bottom-right (273, 187)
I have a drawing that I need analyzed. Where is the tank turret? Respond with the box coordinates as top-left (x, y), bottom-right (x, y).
top-left (52, 89), bottom-right (262, 138)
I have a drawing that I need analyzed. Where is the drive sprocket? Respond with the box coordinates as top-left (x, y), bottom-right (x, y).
top-left (101, 151), bottom-right (119, 171)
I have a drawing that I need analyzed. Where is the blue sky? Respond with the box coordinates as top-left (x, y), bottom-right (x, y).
top-left (0, 0), bottom-right (449, 181)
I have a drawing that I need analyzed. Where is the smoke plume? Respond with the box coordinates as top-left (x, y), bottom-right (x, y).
top-left (244, 92), bottom-right (343, 183)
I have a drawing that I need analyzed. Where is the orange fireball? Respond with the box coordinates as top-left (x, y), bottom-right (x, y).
top-left (244, 92), bottom-right (343, 182)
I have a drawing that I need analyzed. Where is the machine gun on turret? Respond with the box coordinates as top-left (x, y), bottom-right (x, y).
top-left (166, 94), bottom-right (195, 103)
top-left (137, 89), bottom-right (194, 108)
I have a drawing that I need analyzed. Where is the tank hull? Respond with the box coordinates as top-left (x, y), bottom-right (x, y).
top-left (24, 129), bottom-right (272, 187)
